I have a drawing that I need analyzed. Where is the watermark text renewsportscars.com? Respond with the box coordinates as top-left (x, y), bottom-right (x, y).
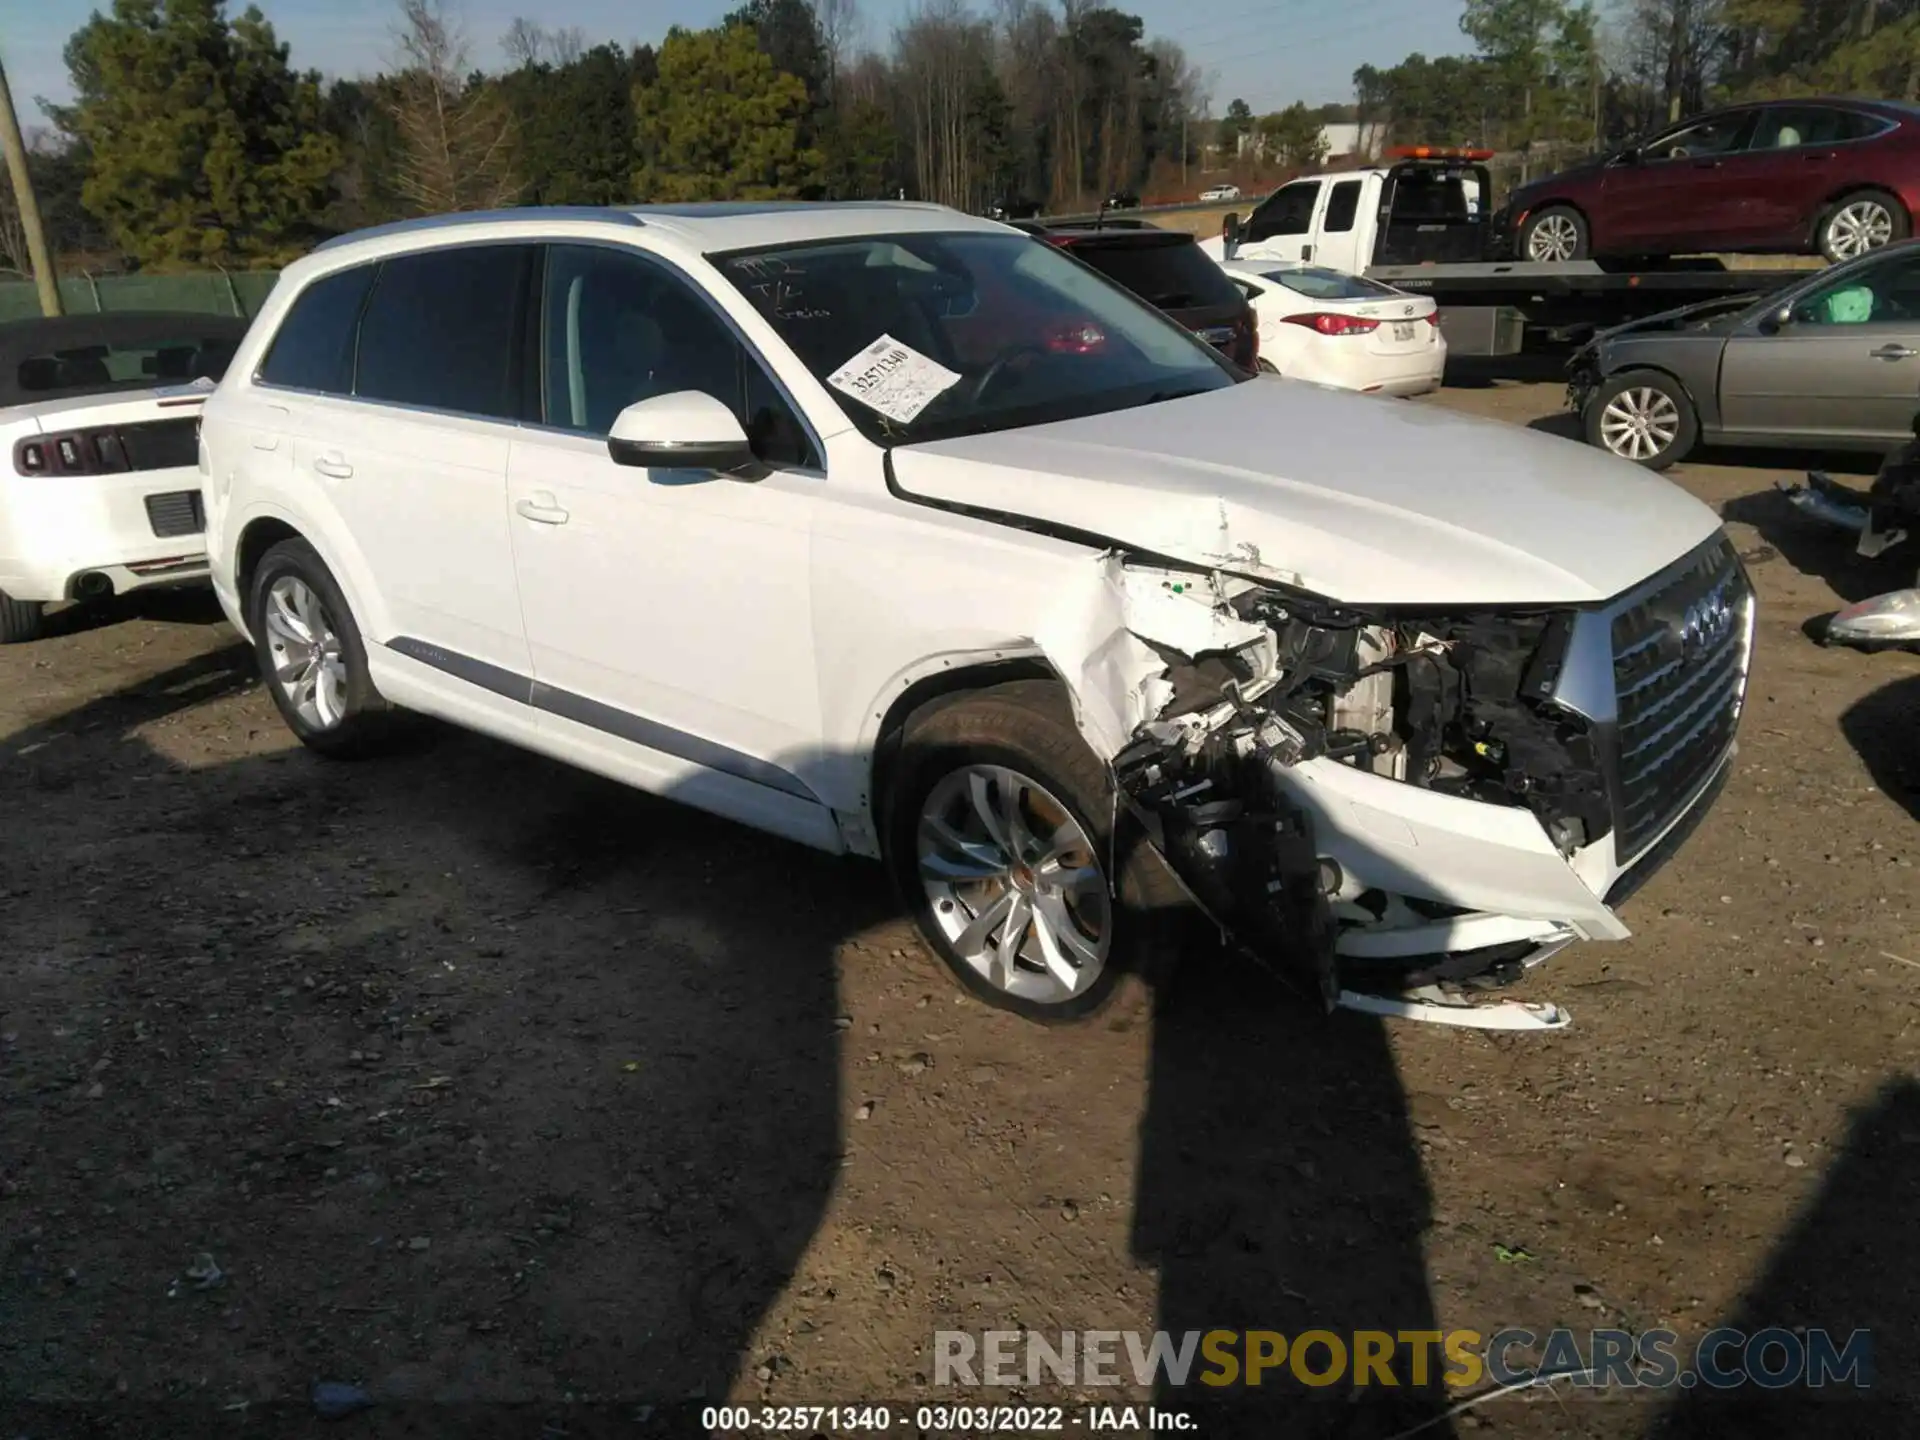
top-left (934, 1327), bottom-right (1874, 1392)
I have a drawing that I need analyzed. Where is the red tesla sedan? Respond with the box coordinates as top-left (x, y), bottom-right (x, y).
top-left (1499, 98), bottom-right (1920, 265)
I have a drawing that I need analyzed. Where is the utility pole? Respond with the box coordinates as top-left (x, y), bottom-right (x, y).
top-left (0, 53), bottom-right (61, 316)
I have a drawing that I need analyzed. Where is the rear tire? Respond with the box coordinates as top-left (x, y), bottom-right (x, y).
top-left (1520, 205), bottom-right (1590, 262)
top-left (0, 590), bottom-right (46, 645)
top-left (1585, 370), bottom-right (1698, 470)
top-left (885, 680), bottom-right (1183, 1024)
top-left (1820, 189), bottom-right (1909, 263)
top-left (248, 538), bottom-right (398, 759)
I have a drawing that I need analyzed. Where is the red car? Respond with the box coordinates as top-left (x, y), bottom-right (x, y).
top-left (1500, 98), bottom-right (1920, 265)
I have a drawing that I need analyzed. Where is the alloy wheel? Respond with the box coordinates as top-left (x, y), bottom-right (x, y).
top-left (1827, 200), bottom-right (1895, 260)
top-left (1527, 213), bottom-right (1581, 262)
top-left (1599, 386), bottom-right (1681, 462)
top-left (916, 764), bottom-right (1111, 1005)
top-left (264, 575), bottom-right (348, 731)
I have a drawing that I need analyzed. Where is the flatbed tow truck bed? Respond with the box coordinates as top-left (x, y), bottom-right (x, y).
top-left (1213, 148), bottom-right (1823, 356)
top-left (1369, 259), bottom-right (1809, 350)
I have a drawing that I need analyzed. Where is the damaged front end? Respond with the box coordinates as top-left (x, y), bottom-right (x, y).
top-left (1043, 542), bottom-right (1752, 1028)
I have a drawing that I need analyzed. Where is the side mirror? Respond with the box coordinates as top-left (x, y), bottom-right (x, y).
top-left (1222, 212), bottom-right (1243, 257)
top-left (607, 391), bottom-right (760, 477)
top-left (1758, 303), bottom-right (1794, 335)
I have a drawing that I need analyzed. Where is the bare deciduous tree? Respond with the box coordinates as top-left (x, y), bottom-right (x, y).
top-left (388, 0), bottom-right (521, 213)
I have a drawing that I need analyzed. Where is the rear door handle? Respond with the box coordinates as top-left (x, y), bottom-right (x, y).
top-left (312, 452), bottom-right (353, 479)
top-left (515, 494), bottom-right (570, 525)
top-left (1871, 344), bottom-right (1917, 361)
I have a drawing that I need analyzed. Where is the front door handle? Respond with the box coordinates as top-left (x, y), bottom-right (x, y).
top-left (515, 494), bottom-right (570, 525)
top-left (1870, 344), bottom-right (1917, 361)
top-left (312, 452), bottom-right (353, 478)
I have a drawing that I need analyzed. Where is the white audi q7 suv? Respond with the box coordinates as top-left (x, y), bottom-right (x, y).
top-left (197, 202), bottom-right (1754, 1026)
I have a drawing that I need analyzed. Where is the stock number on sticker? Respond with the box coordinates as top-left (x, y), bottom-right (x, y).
top-left (704, 1406), bottom-right (895, 1432)
top-left (915, 1405), bottom-right (1068, 1432)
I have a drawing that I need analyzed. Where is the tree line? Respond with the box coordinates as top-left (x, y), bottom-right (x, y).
top-left (2, 0), bottom-right (1209, 273)
top-left (1340, 0), bottom-right (1916, 163)
top-left (4, 0), bottom-right (1913, 277)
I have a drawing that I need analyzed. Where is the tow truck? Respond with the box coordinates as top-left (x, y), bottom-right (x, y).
top-left (1203, 146), bottom-right (1815, 357)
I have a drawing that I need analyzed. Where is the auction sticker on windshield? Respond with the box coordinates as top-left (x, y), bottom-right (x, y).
top-left (826, 335), bottom-right (962, 423)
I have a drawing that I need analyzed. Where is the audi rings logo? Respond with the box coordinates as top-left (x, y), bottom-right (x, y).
top-left (1681, 581), bottom-right (1737, 661)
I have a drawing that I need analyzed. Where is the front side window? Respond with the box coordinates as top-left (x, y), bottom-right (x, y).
top-left (541, 244), bottom-right (819, 469)
top-left (1246, 182), bottom-right (1320, 241)
top-left (1788, 252), bottom-right (1920, 326)
top-left (1642, 111), bottom-right (1752, 162)
top-left (717, 230), bottom-right (1242, 446)
top-left (354, 245), bottom-right (535, 419)
top-left (258, 264), bottom-right (377, 394)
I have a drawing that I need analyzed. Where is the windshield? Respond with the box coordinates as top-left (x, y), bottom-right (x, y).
top-left (716, 231), bottom-right (1244, 445)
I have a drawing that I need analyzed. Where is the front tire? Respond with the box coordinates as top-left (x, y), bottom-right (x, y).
top-left (248, 538), bottom-right (396, 758)
top-left (1520, 205), bottom-right (1589, 262)
top-left (1586, 370), bottom-right (1698, 470)
top-left (1820, 189), bottom-right (1909, 263)
top-left (886, 681), bottom-right (1181, 1024)
top-left (0, 590), bottom-right (46, 644)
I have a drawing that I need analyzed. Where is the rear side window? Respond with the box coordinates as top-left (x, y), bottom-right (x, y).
top-left (355, 245), bottom-right (535, 419)
top-left (258, 265), bottom-right (377, 393)
top-left (1071, 240), bottom-right (1244, 310)
top-left (1323, 180), bottom-right (1363, 234)
top-left (1752, 105), bottom-right (1888, 149)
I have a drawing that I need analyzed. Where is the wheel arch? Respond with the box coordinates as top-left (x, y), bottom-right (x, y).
top-left (228, 505), bottom-right (387, 647)
top-left (1811, 183), bottom-right (1914, 248)
top-left (234, 515), bottom-right (303, 618)
top-left (1520, 198), bottom-right (1594, 249)
top-left (859, 652), bottom-right (1069, 858)
top-left (1597, 361), bottom-right (1705, 423)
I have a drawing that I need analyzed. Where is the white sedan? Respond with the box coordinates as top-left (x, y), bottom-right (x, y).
top-left (1199, 183), bottom-right (1242, 202)
top-left (1222, 259), bottom-right (1446, 397)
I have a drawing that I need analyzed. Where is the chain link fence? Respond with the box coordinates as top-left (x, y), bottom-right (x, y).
top-left (0, 270), bottom-right (282, 325)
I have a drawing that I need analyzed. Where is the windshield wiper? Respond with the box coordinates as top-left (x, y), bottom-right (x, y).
top-left (1146, 387), bottom-right (1212, 404)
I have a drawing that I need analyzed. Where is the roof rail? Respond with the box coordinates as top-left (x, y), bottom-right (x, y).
top-left (312, 206), bottom-right (646, 253)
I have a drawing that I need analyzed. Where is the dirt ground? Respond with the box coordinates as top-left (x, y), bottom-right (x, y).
top-left (3, 376), bottom-right (1918, 1440)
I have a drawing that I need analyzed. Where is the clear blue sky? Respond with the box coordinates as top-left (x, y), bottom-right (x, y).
top-left (4, 0), bottom-right (1470, 126)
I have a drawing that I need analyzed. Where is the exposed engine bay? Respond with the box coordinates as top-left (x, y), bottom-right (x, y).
top-left (1039, 556), bottom-right (1609, 1026)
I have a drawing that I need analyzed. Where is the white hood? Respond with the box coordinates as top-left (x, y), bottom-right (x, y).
top-left (890, 380), bottom-right (1722, 606)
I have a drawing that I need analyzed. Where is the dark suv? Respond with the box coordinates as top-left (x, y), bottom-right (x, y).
top-left (1022, 222), bottom-right (1258, 369)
